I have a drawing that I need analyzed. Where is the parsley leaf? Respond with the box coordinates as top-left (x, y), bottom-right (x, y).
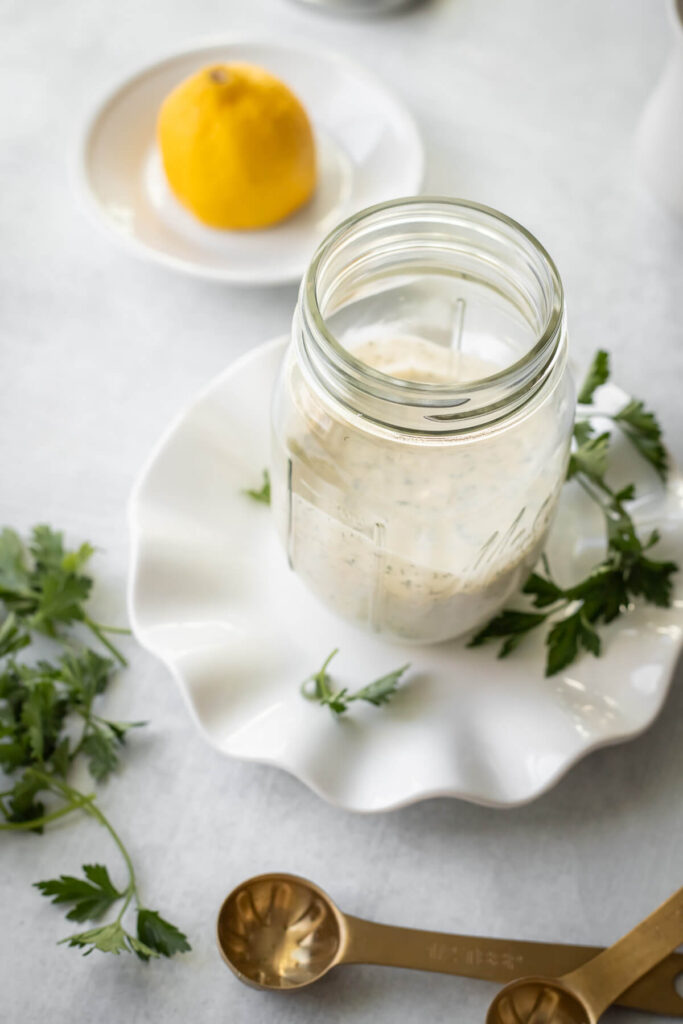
top-left (102, 719), bottom-right (147, 742)
top-left (58, 649), bottom-right (112, 712)
top-left (627, 553), bottom-right (678, 607)
top-left (0, 528), bottom-right (32, 598)
top-left (35, 865), bottom-right (122, 922)
top-left (522, 573), bottom-right (565, 608)
top-left (0, 614), bottom-right (30, 658)
top-left (545, 610), bottom-right (601, 677)
top-left (62, 922), bottom-right (131, 956)
top-left (137, 910), bottom-right (191, 958)
top-left (577, 350), bottom-right (610, 404)
top-left (82, 726), bottom-right (121, 782)
top-left (244, 469), bottom-right (271, 505)
top-left (21, 680), bottom-right (68, 763)
top-left (566, 432), bottom-right (610, 483)
top-left (5, 769), bottom-right (47, 824)
top-left (60, 917), bottom-right (166, 959)
top-left (613, 399), bottom-right (668, 480)
top-left (351, 665), bottom-right (409, 707)
top-left (127, 936), bottom-right (162, 961)
top-left (572, 419), bottom-right (595, 446)
top-left (565, 565), bottom-right (628, 624)
top-left (32, 568), bottom-right (91, 634)
top-left (50, 736), bottom-right (71, 779)
top-left (80, 719), bottom-right (145, 782)
top-left (468, 610), bottom-right (548, 655)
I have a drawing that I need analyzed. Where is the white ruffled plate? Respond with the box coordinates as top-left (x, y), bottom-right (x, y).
top-left (76, 38), bottom-right (423, 285)
top-left (128, 338), bottom-right (683, 811)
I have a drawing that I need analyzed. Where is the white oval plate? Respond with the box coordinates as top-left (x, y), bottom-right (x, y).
top-left (128, 338), bottom-right (683, 812)
top-left (76, 39), bottom-right (424, 285)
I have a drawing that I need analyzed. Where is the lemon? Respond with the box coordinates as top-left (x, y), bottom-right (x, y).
top-left (157, 63), bottom-right (317, 230)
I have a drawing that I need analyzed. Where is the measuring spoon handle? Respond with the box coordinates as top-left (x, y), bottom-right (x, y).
top-left (562, 886), bottom-right (683, 1019)
top-left (339, 915), bottom-right (683, 1017)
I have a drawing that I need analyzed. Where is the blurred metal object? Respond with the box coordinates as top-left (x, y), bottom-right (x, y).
top-left (288, 0), bottom-right (422, 16)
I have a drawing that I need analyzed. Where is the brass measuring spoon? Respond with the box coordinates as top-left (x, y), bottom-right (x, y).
top-left (216, 873), bottom-right (683, 1017)
top-left (486, 885), bottom-right (683, 1024)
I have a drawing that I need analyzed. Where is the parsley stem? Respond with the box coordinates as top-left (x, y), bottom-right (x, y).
top-left (95, 624), bottom-right (132, 636)
top-left (33, 771), bottom-right (140, 910)
top-left (69, 732), bottom-right (88, 762)
top-left (8, 767), bottom-right (141, 922)
top-left (301, 648), bottom-right (338, 702)
top-left (317, 647), bottom-right (338, 681)
top-left (85, 801), bottom-right (140, 915)
top-left (83, 616), bottom-right (128, 667)
top-left (574, 472), bottom-right (614, 512)
top-left (536, 600), bottom-right (568, 615)
top-left (0, 794), bottom-right (96, 831)
top-left (576, 409), bottom-right (618, 421)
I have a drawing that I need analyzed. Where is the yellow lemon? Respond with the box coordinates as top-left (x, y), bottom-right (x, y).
top-left (157, 63), bottom-right (317, 230)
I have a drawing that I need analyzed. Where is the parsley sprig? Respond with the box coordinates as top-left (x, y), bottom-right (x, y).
top-left (574, 349), bottom-right (668, 480)
top-left (0, 526), bottom-right (190, 960)
top-left (0, 525), bottom-right (129, 666)
top-left (469, 352), bottom-right (677, 676)
top-left (301, 649), bottom-right (409, 715)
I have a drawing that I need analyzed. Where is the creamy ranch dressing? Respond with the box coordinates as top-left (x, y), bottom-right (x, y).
top-left (272, 333), bottom-right (573, 644)
top-left (349, 332), bottom-right (500, 384)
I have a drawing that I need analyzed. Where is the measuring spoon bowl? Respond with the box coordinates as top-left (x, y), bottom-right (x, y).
top-left (486, 886), bottom-right (683, 1024)
top-left (217, 874), bottom-right (343, 989)
top-left (487, 978), bottom-right (590, 1024)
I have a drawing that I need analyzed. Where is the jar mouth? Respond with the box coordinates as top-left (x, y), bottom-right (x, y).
top-left (297, 196), bottom-right (566, 433)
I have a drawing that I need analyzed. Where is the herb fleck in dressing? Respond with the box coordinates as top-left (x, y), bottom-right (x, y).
top-left (272, 334), bottom-right (573, 644)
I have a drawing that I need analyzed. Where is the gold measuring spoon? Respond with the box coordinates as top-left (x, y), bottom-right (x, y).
top-left (486, 885), bottom-right (683, 1024)
top-left (216, 873), bottom-right (683, 1017)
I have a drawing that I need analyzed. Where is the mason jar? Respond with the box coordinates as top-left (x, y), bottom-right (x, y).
top-left (271, 198), bottom-right (574, 644)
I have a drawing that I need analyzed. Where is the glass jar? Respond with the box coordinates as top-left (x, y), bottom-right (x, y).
top-left (271, 198), bottom-right (574, 644)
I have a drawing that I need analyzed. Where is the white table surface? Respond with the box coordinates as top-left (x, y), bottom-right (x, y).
top-left (2, 0), bottom-right (682, 1020)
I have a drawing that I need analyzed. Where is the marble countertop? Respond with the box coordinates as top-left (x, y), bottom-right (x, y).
top-left (1, 0), bottom-right (682, 1021)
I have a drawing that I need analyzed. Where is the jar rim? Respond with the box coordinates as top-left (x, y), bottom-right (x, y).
top-left (301, 196), bottom-right (564, 403)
